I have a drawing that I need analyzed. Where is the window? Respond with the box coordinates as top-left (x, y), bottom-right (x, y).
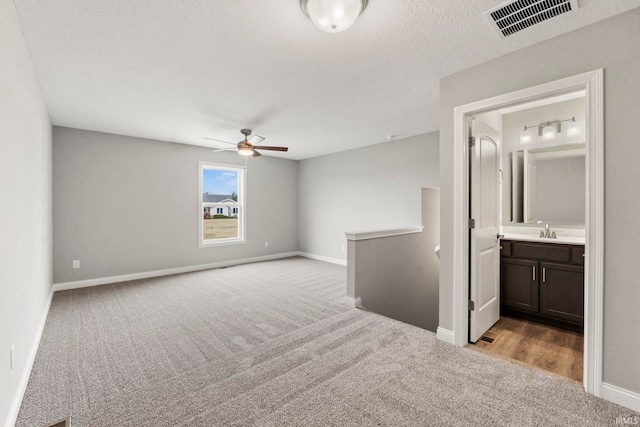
top-left (199, 162), bottom-right (245, 247)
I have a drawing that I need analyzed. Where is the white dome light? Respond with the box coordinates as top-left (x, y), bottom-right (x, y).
top-left (301, 0), bottom-right (368, 33)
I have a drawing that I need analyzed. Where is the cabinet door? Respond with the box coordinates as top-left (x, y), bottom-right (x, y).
top-left (501, 258), bottom-right (539, 313)
top-left (539, 262), bottom-right (584, 325)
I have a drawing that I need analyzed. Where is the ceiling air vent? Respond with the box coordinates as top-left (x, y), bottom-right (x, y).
top-left (484, 0), bottom-right (579, 37)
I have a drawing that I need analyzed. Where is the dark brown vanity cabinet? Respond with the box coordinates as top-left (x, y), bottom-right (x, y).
top-left (539, 262), bottom-right (584, 325)
top-left (500, 240), bottom-right (584, 330)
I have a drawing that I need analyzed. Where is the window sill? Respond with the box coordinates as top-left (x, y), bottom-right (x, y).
top-left (199, 237), bottom-right (246, 248)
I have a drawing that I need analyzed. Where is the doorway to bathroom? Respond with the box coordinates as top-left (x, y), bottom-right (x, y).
top-left (469, 92), bottom-right (587, 381)
top-left (450, 70), bottom-right (604, 394)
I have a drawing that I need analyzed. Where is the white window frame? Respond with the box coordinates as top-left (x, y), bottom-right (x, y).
top-left (198, 162), bottom-right (246, 247)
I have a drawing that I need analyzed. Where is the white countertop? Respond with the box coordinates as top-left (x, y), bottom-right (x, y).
top-left (501, 233), bottom-right (585, 245)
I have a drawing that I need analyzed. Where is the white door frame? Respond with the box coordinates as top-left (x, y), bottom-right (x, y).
top-left (450, 69), bottom-right (604, 396)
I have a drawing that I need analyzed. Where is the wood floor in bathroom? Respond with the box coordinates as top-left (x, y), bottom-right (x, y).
top-left (468, 316), bottom-right (584, 382)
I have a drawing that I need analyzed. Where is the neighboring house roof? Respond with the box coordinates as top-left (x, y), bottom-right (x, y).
top-left (203, 194), bottom-right (235, 203)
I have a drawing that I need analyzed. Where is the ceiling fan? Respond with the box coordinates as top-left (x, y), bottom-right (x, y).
top-left (204, 129), bottom-right (288, 157)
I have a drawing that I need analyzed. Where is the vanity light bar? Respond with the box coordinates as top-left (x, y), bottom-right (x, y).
top-left (522, 116), bottom-right (576, 136)
top-left (520, 116), bottom-right (580, 143)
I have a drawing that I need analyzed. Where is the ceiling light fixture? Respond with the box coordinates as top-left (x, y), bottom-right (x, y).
top-left (238, 144), bottom-right (254, 156)
top-left (520, 117), bottom-right (579, 144)
top-left (300, 0), bottom-right (368, 33)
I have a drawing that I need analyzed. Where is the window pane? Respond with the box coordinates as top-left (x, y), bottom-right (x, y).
top-left (203, 216), bottom-right (238, 240)
top-left (202, 167), bottom-right (240, 241)
top-left (202, 169), bottom-right (238, 204)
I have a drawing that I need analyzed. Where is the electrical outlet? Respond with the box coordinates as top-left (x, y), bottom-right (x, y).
top-left (10, 345), bottom-right (14, 370)
top-left (264, 241), bottom-right (269, 248)
top-left (72, 260), bottom-right (80, 269)
top-left (341, 245), bottom-right (345, 252)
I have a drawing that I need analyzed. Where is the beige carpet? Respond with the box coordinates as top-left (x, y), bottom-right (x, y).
top-left (17, 257), bottom-right (638, 426)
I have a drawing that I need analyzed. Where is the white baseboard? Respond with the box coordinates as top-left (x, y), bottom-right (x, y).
top-left (297, 252), bottom-right (347, 266)
top-left (436, 327), bottom-right (455, 345)
top-left (53, 252), bottom-right (300, 292)
top-left (343, 296), bottom-right (362, 308)
top-left (602, 382), bottom-right (640, 413)
top-left (5, 289), bottom-right (53, 427)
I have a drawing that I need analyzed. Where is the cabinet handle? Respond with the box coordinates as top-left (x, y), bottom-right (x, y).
top-left (542, 267), bottom-right (546, 283)
top-left (532, 266), bottom-right (536, 281)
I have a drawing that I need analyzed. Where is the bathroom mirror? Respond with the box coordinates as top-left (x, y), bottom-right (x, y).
top-left (511, 144), bottom-right (585, 225)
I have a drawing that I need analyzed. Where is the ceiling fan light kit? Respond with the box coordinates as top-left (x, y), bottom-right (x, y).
top-left (300, 0), bottom-right (368, 33)
top-left (238, 145), bottom-right (254, 156)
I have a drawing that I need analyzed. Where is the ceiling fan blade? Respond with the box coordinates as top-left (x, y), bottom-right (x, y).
top-left (253, 146), bottom-right (288, 152)
top-left (204, 137), bottom-right (236, 145)
top-left (211, 148), bottom-right (235, 152)
top-left (249, 135), bottom-right (265, 145)
top-left (252, 150), bottom-right (262, 157)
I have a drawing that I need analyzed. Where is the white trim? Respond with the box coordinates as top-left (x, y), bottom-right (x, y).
top-left (297, 251), bottom-right (347, 266)
top-left (53, 252), bottom-right (300, 291)
top-left (343, 296), bottom-right (362, 308)
top-left (5, 289), bottom-right (53, 427)
top-left (527, 146), bottom-right (585, 160)
top-left (583, 69), bottom-right (605, 398)
top-left (602, 383), bottom-right (640, 413)
top-left (344, 226), bottom-right (423, 241)
top-left (451, 69), bottom-right (604, 396)
top-left (452, 97), bottom-right (470, 348)
top-left (436, 327), bottom-right (455, 345)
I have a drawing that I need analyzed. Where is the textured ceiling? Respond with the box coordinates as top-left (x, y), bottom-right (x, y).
top-left (12, 0), bottom-right (640, 159)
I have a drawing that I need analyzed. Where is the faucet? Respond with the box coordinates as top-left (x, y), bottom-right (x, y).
top-left (539, 224), bottom-right (557, 239)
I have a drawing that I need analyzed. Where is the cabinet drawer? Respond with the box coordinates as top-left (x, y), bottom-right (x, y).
top-left (571, 246), bottom-right (585, 265)
top-left (512, 242), bottom-right (571, 264)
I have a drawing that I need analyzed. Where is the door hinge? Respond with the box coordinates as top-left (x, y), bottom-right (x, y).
top-left (469, 136), bottom-right (475, 147)
top-left (468, 218), bottom-right (475, 229)
top-left (468, 300), bottom-right (475, 311)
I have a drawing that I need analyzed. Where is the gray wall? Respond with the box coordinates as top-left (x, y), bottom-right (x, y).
top-left (439, 9), bottom-right (640, 393)
top-left (298, 133), bottom-right (439, 261)
top-left (0, 0), bottom-right (53, 424)
top-left (52, 127), bottom-right (298, 283)
top-left (348, 188), bottom-right (440, 332)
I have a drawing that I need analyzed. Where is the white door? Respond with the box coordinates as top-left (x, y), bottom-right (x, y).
top-left (469, 118), bottom-right (501, 343)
